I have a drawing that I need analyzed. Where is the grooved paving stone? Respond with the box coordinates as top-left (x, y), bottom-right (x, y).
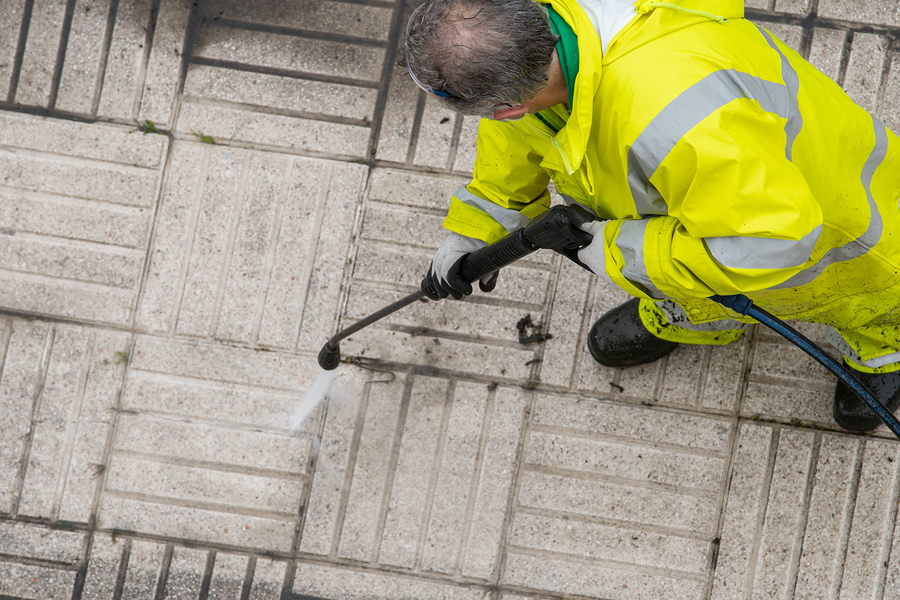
top-left (137, 145), bottom-right (365, 350)
top-left (773, 0), bottom-right (811, 15)
top-left (535, 259), bottom-right (596, 388)
top-left (715, 426), bottom-right (900, 599)
top-left (817, 0), bottom-right (900, 26)
top-left (0, 113), bottom-right (167, 326)
top-left (0, 3), bottom-right (26, 101)
top-left (301, 372), bottom-right (528, 581)
top-left (96, 0), bottom-right (152, 120)
top-left (209, 553), bottom-right (249, 599)
top-left (0, 319), bottom-right (48, 515)
top-left (100, 335), bottom-right (325, 552)
top-left (83, 534), bottom-right (126, 599)
top-left (808, 28), bottom-right (846, 82)
top-left (412, 97), bottom-right (459, 169)
top-left (839, 440), bottom-right (900, 598)
top-left (211, 0), bottom-right (395, 40)
top-left (175, 102), bottom-right (371, 157)
top-left (55, 0), bottom-right (112, 115)
top-left (292, 561), bottom-right (490, 600)
top-left (367, 168), bottom-right (466, 211)
top-left (121, 539), bottom-right (166, 599)
top-left (15, 0), bottom-right (68, 107)
top-left (505, 395), bottom-right (732, 599)
top-left (0, 521), bottom-right (85, 564)
top-left (192, 24), bottom-right (386, 82)
top-left (16, 325), bottom-right (128, 523)
top-left (843, 33), bottom-right (888, 115)
top-left (164, 545), bottom-right (208, 600)
top-left (183, 65), bottom-right (379, 121)
top-left (453, 116), bottom-right (480, 173)
top-left (138, 0), bottom-right (193, 127)
top-left (377, 73), bottom-right (424, 164)
top-left (249, 558), bottom-right (286, 600)
top-left (793, 434), bottom-right (859, 600)
top-left (884, 57), bottom-right (900, 137)
top-left (0, 562), bottom-right (77, 599)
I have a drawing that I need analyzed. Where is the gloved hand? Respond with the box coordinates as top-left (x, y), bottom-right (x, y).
top-left (422, 232), bottom-right (500, 300)
top-left (576, 219), bottom-right (614, 286)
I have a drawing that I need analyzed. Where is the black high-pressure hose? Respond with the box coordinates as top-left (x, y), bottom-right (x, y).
top-left (318, 206), bottom-right (900, 439)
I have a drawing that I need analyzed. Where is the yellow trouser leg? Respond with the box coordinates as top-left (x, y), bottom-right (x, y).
top-left (638, 299), bottom-right (747, 346)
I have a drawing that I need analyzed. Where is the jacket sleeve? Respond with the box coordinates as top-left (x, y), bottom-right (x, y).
top-left (443, 118), bottom-right (552, 244)
top-left (604, 99), bottom-right (825, 300)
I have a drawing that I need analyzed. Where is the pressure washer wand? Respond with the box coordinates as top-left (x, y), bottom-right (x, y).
top-left (317, 204), bottom-right (595, 370)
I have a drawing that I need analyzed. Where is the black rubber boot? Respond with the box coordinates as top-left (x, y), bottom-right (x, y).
top-left (587, 298), bottom-right (680, 367)
top-left (833, 363), bottom-right (900, 432)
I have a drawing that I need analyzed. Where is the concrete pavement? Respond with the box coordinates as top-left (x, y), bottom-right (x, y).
top-left (1, 0), bottom-right (900, 598)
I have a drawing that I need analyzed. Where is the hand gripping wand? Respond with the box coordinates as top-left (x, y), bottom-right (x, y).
top-left (317, 204), bottom-right (594, 370)
top-left (317, 205), bottom-right (900, 439)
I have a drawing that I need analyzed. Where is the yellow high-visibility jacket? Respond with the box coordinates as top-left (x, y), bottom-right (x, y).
top-left (442, 0), bottom-right (900, 351)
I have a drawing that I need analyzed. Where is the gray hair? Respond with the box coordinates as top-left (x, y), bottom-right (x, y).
top-left (399, 0), bottom-right (558, 116)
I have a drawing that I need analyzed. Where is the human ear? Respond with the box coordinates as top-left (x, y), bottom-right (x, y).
top-left (493, 104), bottom-right (529, 121)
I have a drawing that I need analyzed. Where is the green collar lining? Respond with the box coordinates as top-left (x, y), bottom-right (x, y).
top-left (545, 5), bottom-right (578, 110)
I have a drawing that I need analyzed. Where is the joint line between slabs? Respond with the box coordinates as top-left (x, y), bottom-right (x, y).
top-left (108, 449), bottom-right (309, 482)
top-left (131, 0), bottom-right (162, 120)
top-left (50, 330), bottom-right (96, 522)
top-left (414, 379), bottom-right (456, 568)
top-left (208, 18), bottom-right (390, 49)
top-left (47, 0), bottom-right (78, 112)
top-left (514, 504), bottom-right (715, 541)
top-left (11, 325), bottom-right (56, 517)
top-left (703, 415), bottom-right (747, 598)
top-left (208, 154), bottom-right (251, 339)
top-left (367, 0), bottom-right (410, 164)
top-left (784, 431), bottom-right (821, 600)
top-left (742, 426), bottom-right (780, 600)
top-left (188, 56), bottom-right (381, 89)
top-left (170, 146), bottom-right (212, 336)
top-left (454, 384), bottom-right (497, 576)
top-left (330, 379), bottom-right (373, 557)
top-left (153, 543), bottom-right (174, 600)
top-left (249, 157), bottom-right (293, 346)
top-left (7, 0), bottom-right (35, 104)
top-left (873, 443), bottom-right (900, 599)
top-left (831, 437), bottom-right (866, 600)
top-left (102, 489), bottom-right (300, 521)
top-left (521, 462), bottom-right (721, 499)
top-left (91, 0), bottom-right (120, 118)
top-left (370, 373), bottom-right (415, 565)
top-left (291, 163), bottom-right (333, 352)
top-left (527, 422), bottom-right (731, 459)
top-left (505, 544), bottom-right (707, 581)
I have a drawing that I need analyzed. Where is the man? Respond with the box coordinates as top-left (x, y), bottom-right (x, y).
top-left (399, 0), bottom-right (900, 432)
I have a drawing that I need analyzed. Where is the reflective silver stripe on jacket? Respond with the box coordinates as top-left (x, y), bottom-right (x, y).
top-left (454, 185), bottom-right (531, 233)
top-left (616, 219), bottom-right (666, 298)
top-left (755, 25), bottom-right (802, 159)
top-left (771, 116), bottom-right (888, 290)
top-left (705, 224), bottom-right (822, 270)
top-left (622, 26), bottom-right (806, 291)
top-left (627, 69), bottom-right (795, 216)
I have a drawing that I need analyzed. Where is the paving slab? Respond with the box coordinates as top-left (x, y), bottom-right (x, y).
top-left (1, 2), bottom-right (900, 599)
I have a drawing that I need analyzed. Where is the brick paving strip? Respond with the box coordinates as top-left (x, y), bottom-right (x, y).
top-left (0, 0), bottom-right (899, 599)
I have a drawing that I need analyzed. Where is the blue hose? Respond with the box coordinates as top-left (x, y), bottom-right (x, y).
top-left (710, 294), bottom-right (900, 439)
